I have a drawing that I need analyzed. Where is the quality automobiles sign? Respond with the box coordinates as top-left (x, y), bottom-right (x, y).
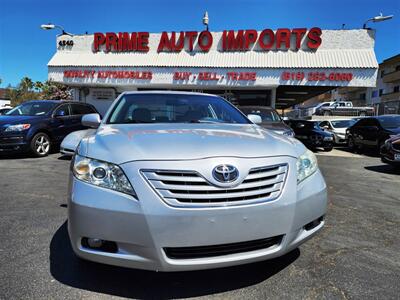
top-left (93, 28), bottom-right (322, 53)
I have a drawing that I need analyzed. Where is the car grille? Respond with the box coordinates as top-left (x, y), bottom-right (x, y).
top-left (141, 163), bottom-right (288, 207)
top-left (164, 235), bottom-right (284, 259)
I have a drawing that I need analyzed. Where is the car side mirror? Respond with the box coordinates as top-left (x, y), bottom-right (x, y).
top-left (54, 110), bottom-right (66, 117)
top-left (82, 113), bottom-right (101, 128)
top-left (247, 114), bottom-right (262, 124)
top-left (322, 125), bottom-right (329, 130)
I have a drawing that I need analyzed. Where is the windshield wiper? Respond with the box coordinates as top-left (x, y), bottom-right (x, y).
top-left (187, 120), bottom-right (222, 124)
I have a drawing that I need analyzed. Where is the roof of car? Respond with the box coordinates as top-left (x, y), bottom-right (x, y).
top-left (122, 91), bottom-right (222, 98)
top-left (25, 100), bottom-right (66, 104)
top-left (376, 114), bottom-right (400, 119)
top-left (238, 106), bottom-right (274, 110)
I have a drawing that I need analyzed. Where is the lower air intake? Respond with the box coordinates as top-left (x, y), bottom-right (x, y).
top-left (164, 235), bottom-right (284, 259)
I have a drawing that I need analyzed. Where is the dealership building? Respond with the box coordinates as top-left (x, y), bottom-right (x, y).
top-left (47, 28), bottom-right (379, 115)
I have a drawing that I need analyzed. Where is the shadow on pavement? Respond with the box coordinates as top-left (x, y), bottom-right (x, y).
top-left (50, 221), bottom-right (300, 299)
top-left (0, 153), bottom-right (33, 159)
top-left (57, 155), bottom-right (72, 161)
top-left (364, 164), bottom-right (400, 175)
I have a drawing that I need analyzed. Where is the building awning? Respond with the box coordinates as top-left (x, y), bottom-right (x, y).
top-left (48, 29), bottom-right (378, 69)
top-left (48, 48), bottom-right (377, 69)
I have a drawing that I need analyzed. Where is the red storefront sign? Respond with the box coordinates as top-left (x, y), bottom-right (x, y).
top-left (63, 70), bottom-right (153, 79)
top-left (93, 28), bottom-right (322, 53)
top-left (281, 71), bottom-right (353, 81)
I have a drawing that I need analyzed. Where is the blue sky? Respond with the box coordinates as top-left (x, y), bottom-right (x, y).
top-left (0, 0), bottom-right (399, 88)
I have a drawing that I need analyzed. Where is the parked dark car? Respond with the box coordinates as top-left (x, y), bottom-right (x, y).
top-left (347, 115), bottom-right (400, 153)
top-left (0, 100), bottom-right (98, 156)
top-left (239, 106), bottom-right (294, 137)
top-left (380, 134), bottom-right (400, 168)
top-left (0, 106), bottom-right (13, 115)
top-left (287, 120), bottom-right (334, 151)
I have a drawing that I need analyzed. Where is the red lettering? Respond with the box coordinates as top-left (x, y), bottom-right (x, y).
top-left (105, 33), bottom-right (118, 52)
top-left (158, 31), bottom-right (173, 52)
top-left (186, 31), bottom-right (198, 51)
top-left (174, 32), bottom-right (185, 51)
top-left (244, 30), bottom-right (258, 49)
top-left (223, 30), bottom-right (245, 50)
top-left (307, 27), bottom-right (322, 49)
top-left (93, 33), bottom-right (105, 52)
top-left (137, 32), bottom-right (149, 51)
top-left (291, 28), bottom-right (307, 49)
top-left (198, 31), bottom-right (213, 51)
top-left (276, 28), bottom-right (291, 49)
top-left (258, 29), bottom-right (274, 50)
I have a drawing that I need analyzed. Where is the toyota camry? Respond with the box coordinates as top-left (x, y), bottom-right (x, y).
top-left (69, 91), bottom-right (327, 271)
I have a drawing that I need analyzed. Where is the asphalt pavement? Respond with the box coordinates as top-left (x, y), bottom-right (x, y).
top-left (0, 151), bottom-right (399, 299)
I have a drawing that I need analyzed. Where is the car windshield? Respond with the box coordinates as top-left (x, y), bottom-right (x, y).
top-left (107, 94), bottom-right (251, 124)
top-left (240, 107), bottom-right (281, 122)
top-left (6, 102), bottom-right (56, 116)
top-left (330, 120), bottom-right (356, 128)
top-left (378, 116), bottom-right (400, 129)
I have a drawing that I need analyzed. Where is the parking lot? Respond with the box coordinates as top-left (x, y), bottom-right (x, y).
top-left (0, 151), bottom-right (399, 299)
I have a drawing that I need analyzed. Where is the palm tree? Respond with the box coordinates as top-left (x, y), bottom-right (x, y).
top-left (20, 77), bottom-right (34, 92)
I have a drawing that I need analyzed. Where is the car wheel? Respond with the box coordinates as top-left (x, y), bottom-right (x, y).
top-left (30, 132), bottom-right (51, 157)
top-left (324, 146), bottom-right (333, 152)
top-left (377, 139), bottom-right (385, 153)
top-left (348, 136), bottom-right (356, 152)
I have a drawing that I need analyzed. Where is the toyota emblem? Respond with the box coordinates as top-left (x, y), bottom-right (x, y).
top-left (212, 164), bottom-right (239, 183)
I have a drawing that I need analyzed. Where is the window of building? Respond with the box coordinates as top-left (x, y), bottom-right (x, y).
top-left (396, 65), bottom-right (400, 71)
top-left (359, 93), bottom-right (366, 100)
top-left (380, 70), bottom-right (385, 78)
top-left (371, 90), bottom-right (378, 98)
top-left (379, 89), bottom-right (384, 96)
top-left (394, 86), bottom-right (399, 93)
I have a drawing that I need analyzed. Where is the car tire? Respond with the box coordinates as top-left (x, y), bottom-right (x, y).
top-left (377, 139), bottom-right (385, 153)
top-left (323, 111), bottom-right (331, 116)
top-left (348, 136), bottom-right (357, 152)
top-left (30, 132), bottom-right (51, 157)
top-left (324, 146), bottom-right (333, 152)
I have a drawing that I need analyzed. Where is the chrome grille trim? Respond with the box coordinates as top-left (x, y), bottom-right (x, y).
top-left (141, 163), bottom-right (288, 207)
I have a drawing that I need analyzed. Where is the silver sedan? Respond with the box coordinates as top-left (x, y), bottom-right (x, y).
top-left (68, 91), bottom-right (327, 271)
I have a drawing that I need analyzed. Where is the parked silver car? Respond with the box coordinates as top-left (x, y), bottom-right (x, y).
top-left (319, 119), bottom-right (358, 144)
top-left (69, 91), bottom-right (327, 271)
top-left (60, 129), bottom-right (96, 156)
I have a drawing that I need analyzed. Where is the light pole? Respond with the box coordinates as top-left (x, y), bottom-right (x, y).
top-left (203, 11), bottom-right (209, 31)
top-left (40, 23), bottom-right (73, 36)
top-left (363, 13), bottom-right (393, 29)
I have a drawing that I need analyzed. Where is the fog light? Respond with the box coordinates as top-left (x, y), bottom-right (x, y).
top-left (87, 238), bottom-right (103, 248)
top-left (81, 237), bottom-right (118, 253)
top-left (93, 167), bottom-right (107, 179)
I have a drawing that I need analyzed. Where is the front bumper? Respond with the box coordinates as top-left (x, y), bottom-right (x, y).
top-left (333, 134), bottom-right (347, 144)
top-left (68, 156), bottom-right (327, 271)
top-left (0, 135), bottom-right (30, 152)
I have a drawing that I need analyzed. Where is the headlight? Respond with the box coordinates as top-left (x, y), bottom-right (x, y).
top-left (283, 130), bottom-right (295, 137)
top-left (73, 154), bottom-right (136, 197)
top-left (297, 149), bottom-right (318, 183)
top-left (4, 124), bottom-right (31, 132)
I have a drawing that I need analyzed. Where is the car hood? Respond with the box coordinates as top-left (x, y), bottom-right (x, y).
top-left (386, 127), bottom-right (400, 135)
top-left (61, 129), bottom-right (97, 151)
top-left (78, 124), bottom-right (306, 164)
top-left (258, 122), bottom-right (291, 133)
top-left (0, 115), bottom-right (42, 126)
top-left (332, 128), bottom-right (347, 135)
